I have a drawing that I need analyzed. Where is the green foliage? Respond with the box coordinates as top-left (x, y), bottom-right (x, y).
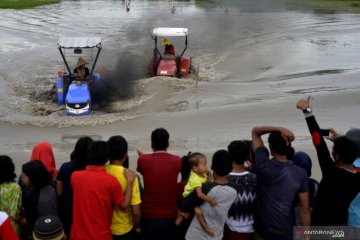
top-left (296, 0), bottom-right (360, 13)
top-left (0, 0), bottom-right (60, 9)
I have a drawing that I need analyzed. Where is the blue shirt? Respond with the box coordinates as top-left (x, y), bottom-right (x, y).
top-left (254, 147), bottom-right (308, 240)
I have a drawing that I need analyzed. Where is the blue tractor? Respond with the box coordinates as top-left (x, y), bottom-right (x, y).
top-left (56, 37), bottom-right (103, 116)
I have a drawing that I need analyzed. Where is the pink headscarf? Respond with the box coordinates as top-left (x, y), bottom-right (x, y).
top-left (30, 142), bottom-right (58, 179)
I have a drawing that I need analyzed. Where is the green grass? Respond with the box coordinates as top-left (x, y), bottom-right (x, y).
top-left (0, 0), bottom-right (60, 9)
top-left (296, 0), bottom-right (360, 13)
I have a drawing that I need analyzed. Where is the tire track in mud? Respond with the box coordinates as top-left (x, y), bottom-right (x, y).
top-left (247, 69), bottom-right (346, 83)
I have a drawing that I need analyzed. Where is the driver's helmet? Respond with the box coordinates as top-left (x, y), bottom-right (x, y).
top-left (162, 38), bottom-right (170, 46)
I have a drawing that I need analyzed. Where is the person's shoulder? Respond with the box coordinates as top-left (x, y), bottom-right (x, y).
top-left (138, 153), bottom-right (152, 164)
top-left (71, 169), bottom-right (86, 178)
top-left (248, 171), bottom-right (257, 178)
top-left (254, 147), bottom-right (270, 157)
top-left (167, 152), bottom-right (181, 160)
top-left (105, 164), bottom-right (123, 171)
top-left (1, 181), bottom-right (21, 190)
top-left (309, 177), bottom-right (319, 185)
top-left (59, 161), bottom-right (72, 171)
top-left (156, 152), bottom-right (181, 160)
top-left (210, 184), bottom-right (237, 198)
top-left (289, 163), bottom-right (308, 177)
top-left (0, 211), bottom-right (9, 224)
top-left (226, 181), bottom-right (238, 190)
top-left (202, 182), bottom-right (218, 194)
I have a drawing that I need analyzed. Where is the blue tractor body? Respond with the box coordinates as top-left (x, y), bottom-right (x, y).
top-left (55, 37), bottom-right (103, 116)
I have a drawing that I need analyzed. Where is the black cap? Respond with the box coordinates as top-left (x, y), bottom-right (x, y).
top-left (33, 215), bottom-right (65, 240)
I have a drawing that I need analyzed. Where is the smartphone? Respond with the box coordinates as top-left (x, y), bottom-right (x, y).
top-left (320, 129), bottom-right (330, 136)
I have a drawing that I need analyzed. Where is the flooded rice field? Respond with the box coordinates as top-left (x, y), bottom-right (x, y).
top-left (0, 0), bottom-right (360, 179)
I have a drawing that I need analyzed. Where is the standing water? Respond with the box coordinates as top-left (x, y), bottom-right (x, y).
top-left (0, 0), bottom-right (360, 179)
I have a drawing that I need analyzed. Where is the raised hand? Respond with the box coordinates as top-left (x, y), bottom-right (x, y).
top-left (296, 96), bottom-right (312, 111)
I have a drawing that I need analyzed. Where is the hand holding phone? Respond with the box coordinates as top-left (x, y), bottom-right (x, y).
top-left (320, 129), bottom-right (330, 136)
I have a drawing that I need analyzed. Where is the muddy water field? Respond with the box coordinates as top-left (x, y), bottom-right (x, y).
top-left (1, 0), bottom-right (360, 178)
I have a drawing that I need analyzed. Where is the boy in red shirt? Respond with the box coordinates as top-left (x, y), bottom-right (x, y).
top-left (71, 141), bottom-right (135, 240)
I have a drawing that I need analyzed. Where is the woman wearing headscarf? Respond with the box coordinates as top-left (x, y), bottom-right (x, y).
top-left (30, 142), bottom-right (58, 180)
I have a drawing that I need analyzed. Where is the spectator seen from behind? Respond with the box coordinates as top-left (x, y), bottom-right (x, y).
top-left (292, 151), bottom-right (319, 222)
top-left (0, 155), bottom-right (22, 236)
top-left (185, 150), bottom-right (237, 240)
top-left (70, 141), bottom-right (135, 240)
top-left (297, 96), bottom-right (360, 226)
top-left (56, 136), bottom-right (93, 238)
top-left (224, 141), bottom-right (256, 240)
top-left (21, 160), bottom-right (58, 238)
top-left (137, 128), bottom-right (182, 240)
top-left (176, 153), bottom-right (216, 226)
top-left (30, 142), bottom-right (58, 180)
top-left (252, 126), bottom-right (310, 240)
top-left (106, 135), bottom-right (142, 240)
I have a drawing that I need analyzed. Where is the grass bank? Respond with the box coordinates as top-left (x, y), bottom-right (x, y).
top-left (297, 0), bottom-right (360, 13)
top-left (0, 0), bottom-right (60, 9)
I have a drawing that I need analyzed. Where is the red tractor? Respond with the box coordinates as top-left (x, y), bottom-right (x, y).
top-left (149, 28), bottom-right (191, 78)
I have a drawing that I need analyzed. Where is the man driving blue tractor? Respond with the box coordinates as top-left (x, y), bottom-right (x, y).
top-left (74, 57), bottom-right (90, 81)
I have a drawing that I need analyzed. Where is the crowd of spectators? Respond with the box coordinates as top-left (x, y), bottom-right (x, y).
top-left (1, 96), bottom-right (360, 240)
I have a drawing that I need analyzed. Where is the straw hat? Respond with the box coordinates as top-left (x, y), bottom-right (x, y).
top-left (76, 57), bottom-right (89, 68)
top-left (162, 38), bottom-right (170, 46)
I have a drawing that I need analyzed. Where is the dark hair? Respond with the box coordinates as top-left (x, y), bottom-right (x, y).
top-left (188, 152), bottom-right (206, 168)
top-left (211, 150), bottom-right (232, 177)
top-left (0, 155), bottom-right (16, 184)
top-left (268, 132), bottom-right (288, 156)
top-left (286, 144), bottom-right (295, 160)
top-left (333, 136), bottom-right (358, 164)
top-left (151, 128), bottom-right (169, 151)
top-left (71, 136), bottom-right (93, 172)
top-left (180, 152), bottom-right (192, 180)
top-left (88, 141), bottom-right (109, 166)
top-left (107, 135), bottom-right (128, 163)
top-left (22, 160), bottom-right (50, 188)
top-left (228, 140), bottom-right (250, 165)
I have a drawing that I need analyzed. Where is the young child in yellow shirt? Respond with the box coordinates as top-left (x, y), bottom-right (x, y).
top-left (175, 152), bottom-right (216, 226)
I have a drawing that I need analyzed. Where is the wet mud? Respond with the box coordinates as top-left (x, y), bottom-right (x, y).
top-left (1, 1), bottom-right (360, 181)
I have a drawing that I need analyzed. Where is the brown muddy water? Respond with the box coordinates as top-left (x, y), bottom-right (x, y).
top-left (0, 0), bottom-right (360, 180)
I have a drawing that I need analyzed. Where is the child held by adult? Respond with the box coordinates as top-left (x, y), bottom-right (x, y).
top-left (185, 150), bottom-right (237, 240)
top-left (175, 153), bottom-right (216, 226)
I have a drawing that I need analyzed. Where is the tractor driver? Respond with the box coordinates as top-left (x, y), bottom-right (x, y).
top-left (163, 38), bottom-right (175, 55)
top-left (74, 57), bottom-right (90, 81)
